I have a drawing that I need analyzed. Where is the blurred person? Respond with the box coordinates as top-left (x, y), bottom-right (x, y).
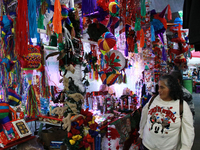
top-left (170, 70), bottom-right (195, 121)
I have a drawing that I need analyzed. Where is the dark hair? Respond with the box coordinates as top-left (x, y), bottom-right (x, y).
top-left (170, 70), bottom-right (183, 84)
top-left (159, 74), bottom-right (183, 100)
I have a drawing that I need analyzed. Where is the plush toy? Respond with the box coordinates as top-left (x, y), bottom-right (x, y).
top-left (68, 93), bottom-right (84, 102)
top-left (52, 106), bottom-right (68, 118)
top-left (62, 114), bottom-right (84, 132)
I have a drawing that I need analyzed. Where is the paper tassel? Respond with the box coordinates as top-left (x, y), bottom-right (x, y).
top-left (141, 0), bottom-right (146, 17)
top-left (125, 24), bottom-right (130, 57)
top-left (140, 29), bottom-right (144, 48)
top-left (135, 17), bottom-right (141, 31)
top-left (134, 43), bottom-right (138, 53)
top-left (162, 46), bottom-right (167, 61)
top-left (28, 0), bottom-right (37, 38)
top-left (38, 8), bottom-right (44, 29)
top-left (53, 0), bottom-right (62, 34)
top-left (15, 0), bottom-right (29, 57)
top-left (137, 30), bottom-right (140, 41)
top-left (151, 25), bottom-right (155, 41)
top-left (178, 23), bottom-right (181, 39)
top-left (26, 85), bottom-right (40, 118)
top-left (167, 4), bottom-right (172, 21)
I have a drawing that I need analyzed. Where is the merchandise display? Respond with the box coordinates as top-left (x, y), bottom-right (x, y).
top-left (0, 0), bottom-right (194, 150)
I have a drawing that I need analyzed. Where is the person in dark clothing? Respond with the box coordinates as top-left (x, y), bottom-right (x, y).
top-left (183, 0), bottom-right (200, 51)
top-left (170, 70), bottom-right (195, 121)
top-left (197, 67), bottom-right (200, 80)
top-left (192, 69), bottom-right (197, 77)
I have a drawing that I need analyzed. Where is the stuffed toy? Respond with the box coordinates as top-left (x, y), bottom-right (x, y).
top-left (68, 93), bottom-right (84, 102)
top-left (52, 106), bottom-right (68, 118)
top-left (62, 114), bottom-right (84, 132)
top-left (0, 87), bottom-right (22, 139)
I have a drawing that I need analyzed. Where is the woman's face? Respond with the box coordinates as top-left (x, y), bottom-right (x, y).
top-left (158, 80), bottom-right (171, 101)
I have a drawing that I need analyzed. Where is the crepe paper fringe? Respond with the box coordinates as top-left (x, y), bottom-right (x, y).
top-left (15, 0), bottom-right (29, 58)
top-left (53, 0), bottom-right (62, 34)
top-left (28, 0), bottom-right (37, 38)
top-left (26, 85), bottom-right (40, 118)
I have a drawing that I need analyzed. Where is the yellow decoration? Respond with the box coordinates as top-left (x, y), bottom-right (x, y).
top-left (72, 135), bottom-right (82, 141)
top-left (69, 139), bottom-right (76, 145)
top-left (88, 116), bottom-right (95, 125)
top-left (100, 49), bottom-right (107, 55)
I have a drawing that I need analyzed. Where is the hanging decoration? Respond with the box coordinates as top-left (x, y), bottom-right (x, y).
top-left (26, 85), bottom-right (40, 118)
top-left (20, 45), bottom-right (41, 69)
top-left (28, 0), bottom-right (37, 38)
top-left (98, 32), bottom-right (116, 52)
top-left (109, 2), bottom-right (119, 17)
top-left (15, 0), bottom-right (29, 58)
top-left (150, 5), bottom-right (169, 61)
top-left (99, 50), bottom-right (126, 86)
top-left (53, 0), bottom-right (62, 34)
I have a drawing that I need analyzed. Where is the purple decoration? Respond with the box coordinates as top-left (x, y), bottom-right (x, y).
top-left (159, 5), bottom-right (168, 18)
top-left (96, 6), bottom-right (109, 21)
top-left (125, 24), bottom-right (130, 57)
top-left (162, 46), bottom-right (167, 61)
top-left (83, 6), bottom-right (108, 22)
top-left (158, 33), bottom-right (167, 61)
top-left (82, 0), bottom-right (97, 16)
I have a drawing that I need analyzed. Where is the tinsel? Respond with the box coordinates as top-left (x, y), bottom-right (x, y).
top-left (15, 0), bottom-right (29, 58)
top-left (28, 0), bottom-right (37, 38)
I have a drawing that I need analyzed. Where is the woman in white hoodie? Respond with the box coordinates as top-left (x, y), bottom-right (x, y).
top-left (139, 75), bottom-right (194, 150)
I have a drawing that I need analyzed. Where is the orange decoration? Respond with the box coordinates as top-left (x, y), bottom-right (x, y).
top-left (167, 4), bottom-right (172, 21)
top-left (53, 0), bottom-right (62, 34)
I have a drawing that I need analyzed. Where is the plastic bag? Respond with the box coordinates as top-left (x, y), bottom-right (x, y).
top-left (17, 137), bottom-right (44, 150)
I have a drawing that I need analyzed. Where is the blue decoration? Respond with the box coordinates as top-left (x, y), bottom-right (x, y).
top-left (28, 0), bottom-right (37, 38)
top-left (151, 25), bottom-right (155, 42)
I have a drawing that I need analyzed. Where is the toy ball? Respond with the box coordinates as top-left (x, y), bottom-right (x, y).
top-left (98, 32), bottom-right (116, 52)
top-left (109, 2), bottom-right (119, 14)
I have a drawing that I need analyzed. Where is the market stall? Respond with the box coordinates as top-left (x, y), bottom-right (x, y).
top-left (0, 0), bottom-right (194, 150)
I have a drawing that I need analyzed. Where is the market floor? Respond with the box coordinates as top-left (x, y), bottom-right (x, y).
top-left (192, 93), bottom-right (200, 150)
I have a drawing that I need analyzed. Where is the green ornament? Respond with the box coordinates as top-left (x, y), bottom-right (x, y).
top-left (141, 0), bottom-right (146, 17)
top-left (135, 17), bottom-right (141, 31)
top-left (134, 43), bottom-right (138, 53)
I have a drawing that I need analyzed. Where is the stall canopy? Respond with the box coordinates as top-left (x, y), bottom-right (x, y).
top-left (150, 0), bottom-right (184, 13)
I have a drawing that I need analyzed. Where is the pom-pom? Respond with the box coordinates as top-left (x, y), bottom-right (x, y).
top-left (109, 2), bottom-right (119, 16)
top-left (98, 32), bottom-right (116, 52)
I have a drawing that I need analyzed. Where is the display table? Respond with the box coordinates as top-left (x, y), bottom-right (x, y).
top-left (0, 135), bottom-right (35, 150)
